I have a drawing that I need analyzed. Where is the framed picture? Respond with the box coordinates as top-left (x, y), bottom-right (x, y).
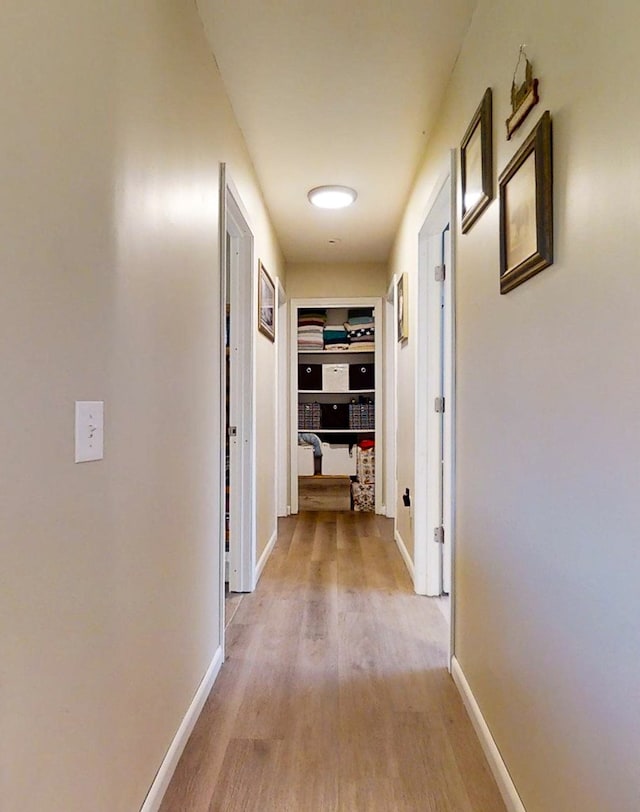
top-left (396, 273), bottom-right (408, 342)
top-left (460, 87), bottom-right (493, 233)
top-left (506, 48), bottom-right (539, 140)
top-left (258, 261), bottom-right (275, 341)
top-left (499, 110), bottom-right (553, 294)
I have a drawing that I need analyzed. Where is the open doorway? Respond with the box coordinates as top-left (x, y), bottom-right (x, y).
top-left (414, 155), bottom-right (456, 663)
top-left (219, 166), bottom-right (256, 640)
top-left (290, 297), bottom-right (383, 515)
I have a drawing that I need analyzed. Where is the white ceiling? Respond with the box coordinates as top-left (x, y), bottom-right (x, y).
top-left (197, 0), bottom-right (477, 264)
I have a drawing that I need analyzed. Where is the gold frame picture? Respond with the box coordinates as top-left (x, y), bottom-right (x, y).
top-left (499, 111), bottom-right (553, 294)
top-left (258, 261), bottom-right (276, 341)
top-left (460, 88), bottom-right (493, 233)
top-left (506, 49), bottom-right (539, 140)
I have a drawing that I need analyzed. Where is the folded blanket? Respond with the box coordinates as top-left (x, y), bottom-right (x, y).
top-left (324, 343), bottom-right (349, 351)
top-left (344, 321), bottom-right (374, 332)
top-left (348, 342), bottom-right (375, 351)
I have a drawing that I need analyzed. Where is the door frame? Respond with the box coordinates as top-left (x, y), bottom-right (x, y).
top-left (413, 151), bottom-right (457, 661)
top-left (290, 296), bottom-right (384, 514)
top-left (276, 282), bottom-right (289, 516)
top-left (219, 165), bottom-right (256, 632)
top-left (384, 280), bottom-right (397, 518)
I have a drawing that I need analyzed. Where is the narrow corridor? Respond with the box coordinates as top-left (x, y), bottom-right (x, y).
top-left (160, 512), bottom-right (505, 811)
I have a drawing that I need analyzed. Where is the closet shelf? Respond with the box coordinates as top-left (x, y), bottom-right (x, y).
top-left (298, 389), bottom-right (374, 394)
top-left (297, 349), bottom-right (374, 355)
top-left (297, 429), bottom-right (375, 434)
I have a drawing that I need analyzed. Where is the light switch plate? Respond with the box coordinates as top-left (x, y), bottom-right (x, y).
top-left (75, 401), bottom-right (104, 463)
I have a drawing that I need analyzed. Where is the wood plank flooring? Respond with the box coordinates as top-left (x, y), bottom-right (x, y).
top-left (298, 476), bottom-right (352, 511)
top-left (159, 512), bottom-right (506, 812)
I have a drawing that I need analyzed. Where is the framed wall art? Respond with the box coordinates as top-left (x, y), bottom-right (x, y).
top-left (506, 46), bottom-right (540, 140)
top-left (499, 110), bottom-right (553, 294)
top-left (258, 261), bottom-right (276, 341)
top-left (396, 273), bottom-right (408, 342)
top-left (460, 87), bottom-right (493, 233)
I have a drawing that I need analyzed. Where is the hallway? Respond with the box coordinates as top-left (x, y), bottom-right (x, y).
top-left (160, 512), bottom-right (505, 811)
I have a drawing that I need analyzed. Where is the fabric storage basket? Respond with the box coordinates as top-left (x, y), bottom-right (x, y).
top-left (349, 403), bottom-right (375, 430)
top-left (298, 402), bottom-right (321, 430)
top-left (352, 481), bottom-right (375, 512)
top-left (298, 364), bottom-right (322, 390)
top-left (321, 443), bottom-right (357, 476)
top-left (322, 363), bottom-right (349, 392)
top-left (349, 363), bottom-right (375, 390)
top-left (356, 446), bottom-right (375, 484)
top-left (320, 402), bottom-right (350, 430)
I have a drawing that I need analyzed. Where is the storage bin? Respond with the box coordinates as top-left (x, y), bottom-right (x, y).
top-left (322, 363), bottom-right (349, 392)
top-left (349, 402), bottom-right (375, 430)
top-left (298, 402), bottom-right (321, 429)
top-left (321, 443), bottom-right (356, 476)
top-left (298, 364), bottom-right (322, 390)
top-left (320, 402), bottom-right (350, 430)
top-left (297, 443), bottom-right (314, 476)
top-left (349, 363), bottom-right (375, 390)
top-left (356, 446), bottom-right (375, 484)
top-left (352, 481), bottom-right (375, 512)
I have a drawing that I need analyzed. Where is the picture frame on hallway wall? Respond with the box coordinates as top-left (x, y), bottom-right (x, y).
top-left (460, 87), bottom-right (493, 233)
top-left (258, 261), bottom-right (276, 341)
top-left (506, 46), bottom-right (540, 140)
top-left (396, 273), bottom-right (408, 342)
top-left (499, 110), bottom-right (553, 294)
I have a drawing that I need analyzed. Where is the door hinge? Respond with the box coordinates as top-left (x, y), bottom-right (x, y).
top-left (434, 396), bottom-right (445, 413)
top-left (435, 264), bottom-right (446, 282)
top-left (434, 526), bottom-right (445, 544)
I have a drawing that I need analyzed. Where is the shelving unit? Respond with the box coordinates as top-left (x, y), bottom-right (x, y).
top-left (290, 297), bottom-right (383, 514)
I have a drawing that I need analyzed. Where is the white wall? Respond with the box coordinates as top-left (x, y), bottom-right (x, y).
top-left (286, 262), bottom-right (388, 298)
top-left (0, 2), bottom-right (282, 810)
top-left (391, 1), bottom-right (640, 810)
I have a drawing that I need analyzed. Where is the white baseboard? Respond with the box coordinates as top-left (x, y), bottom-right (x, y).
top-left (394, 528), bottom-right (415, 581)
top-left (255, 526), bottom-right (277, 584)
top-left (451, 657), bottom-right (526, 812)
top-left (140, 646), bottom-right (223, 812)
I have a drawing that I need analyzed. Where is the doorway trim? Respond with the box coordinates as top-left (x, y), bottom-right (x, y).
top-left (290, 296), bottom-right (384, 515)
top-left (413, 151), bottom-right (457, 661)
top-left (219, 165), bottom-right (256, 646)
top-left (276, 281), bottom-right (289, 517)
top-left (384, 279), bottom-right (397, 518)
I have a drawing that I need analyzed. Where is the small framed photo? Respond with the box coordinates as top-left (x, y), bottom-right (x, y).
top-left (258, 261), bottom-right (275, 341)
top-left (397, 273), bottom-right (408, 342)
top-left (506, 49), bottom-right (539, 140)
top-left (499, 110), bottom-right (553, 294)
top-left (460, 88), bottom-right (493, 233)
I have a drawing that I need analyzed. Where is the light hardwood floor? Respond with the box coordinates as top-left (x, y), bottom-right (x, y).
top-left (159, 512), bottom-right (506, 812)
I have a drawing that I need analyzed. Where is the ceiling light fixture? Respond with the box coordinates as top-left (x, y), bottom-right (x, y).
top-left (308, 185), bottom-right (357, 209)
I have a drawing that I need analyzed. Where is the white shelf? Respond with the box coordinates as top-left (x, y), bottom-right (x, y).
top-left (297, 349), bottom-right (374, 355)
top-left (298, 389), bottom-right (374, 394)
top-left (297, 429), bottom-right (375, 434)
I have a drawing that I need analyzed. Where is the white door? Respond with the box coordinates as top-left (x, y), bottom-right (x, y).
top-left (222, 171), bottom-right (256, 596)
top-left (435, 224), bottom-right (452, 594)
top-left (415, 167), bottom-right (455, 600)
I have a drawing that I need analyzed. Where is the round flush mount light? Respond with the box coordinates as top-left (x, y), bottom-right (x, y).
top-left (308, 185), bottom-right (357, 209)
